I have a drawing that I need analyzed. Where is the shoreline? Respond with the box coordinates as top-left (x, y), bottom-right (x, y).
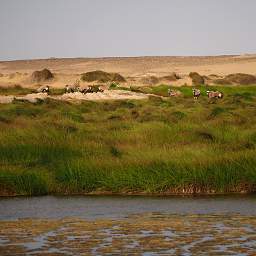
top-left (1, 188), bottom-right (255, 198)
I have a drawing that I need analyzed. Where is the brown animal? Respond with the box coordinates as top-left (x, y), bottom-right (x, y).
top-left (207, 91), bottom-right (223, 99)
top-left (168, 89), bottom-right (181, 97)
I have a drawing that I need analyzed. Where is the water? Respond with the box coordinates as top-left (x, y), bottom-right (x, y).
top-left (1, 195), bottom-right (256, 255)
top-left (0, 194), bottom-right (256, 219)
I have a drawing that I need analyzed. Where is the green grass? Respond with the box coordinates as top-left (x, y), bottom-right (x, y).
top-left (0, 85), bottom-right (34, 95)
top-left (0, 85), bottom-right (256, 195)
top-left (130, 84), bottom-right (256, 98)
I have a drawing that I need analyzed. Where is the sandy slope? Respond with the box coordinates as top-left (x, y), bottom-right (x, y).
top-left (0, 55), bottom-right (256, 88)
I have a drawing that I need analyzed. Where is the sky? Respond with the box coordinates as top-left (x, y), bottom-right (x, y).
top-left (0, 0), bottom-right (256, 60)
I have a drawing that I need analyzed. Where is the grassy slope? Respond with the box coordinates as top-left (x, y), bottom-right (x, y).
top-left (0, 85), bottom-right (256, 196)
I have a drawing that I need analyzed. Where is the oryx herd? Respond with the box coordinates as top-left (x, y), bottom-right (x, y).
top-left (65, 85), bottom-right (104, 94)
top-left (167, 88), bottom-right (223, 100)
top-left (37, 82), bottom-right (104, 95)
top-left (37, 83), bottom-right (223, 101)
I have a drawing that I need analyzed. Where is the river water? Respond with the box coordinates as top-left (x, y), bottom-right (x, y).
top-left (1, 195), bottom-right (256, 255)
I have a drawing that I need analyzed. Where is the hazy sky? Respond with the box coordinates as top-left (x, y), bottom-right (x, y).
top-left (0, 0), bottom-right (256, 60)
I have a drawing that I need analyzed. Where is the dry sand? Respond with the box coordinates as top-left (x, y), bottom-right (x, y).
top-left (0, 55), bottom-right (256, 89)
top-left (0, 90), bottom-right (149, 104)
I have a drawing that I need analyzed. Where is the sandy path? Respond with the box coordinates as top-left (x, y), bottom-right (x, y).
top-left (58, 90), bottom-right (148, 101)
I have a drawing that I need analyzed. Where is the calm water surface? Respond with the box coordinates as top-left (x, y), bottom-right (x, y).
top-left (0, 195), bottom-right (256, 220)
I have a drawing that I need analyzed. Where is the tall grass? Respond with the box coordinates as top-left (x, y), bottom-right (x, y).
top-left (0, 86), bottom-right (256, 195)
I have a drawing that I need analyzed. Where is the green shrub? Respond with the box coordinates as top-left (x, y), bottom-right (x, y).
top-left (81, 70), bottom-right (126, 83)
top-left (189, 72), bottom-right (205, 85)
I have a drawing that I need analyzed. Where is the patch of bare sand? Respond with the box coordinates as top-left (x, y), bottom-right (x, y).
top-left (57, 90), bottom-right (148, 101)
top-left (0, 93), bottom-right (48, 104)
top-left (15, 93), bottom-right (48, 103)
top-left (0, 90), bottom-right (148, 104)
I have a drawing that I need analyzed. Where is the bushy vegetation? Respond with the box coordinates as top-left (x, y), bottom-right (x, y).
top-left (213, 73), bottom-right (256, 86)
top-left (0, 85), bottom-right (256, 196)
top-left (189, 72), bottom-right (205, 85)
top-left (31, 69), bottom-right (54, 83)
top-left (0, 85), bottom-right (34, 95)
top-left (81, 70), bottom-right (126, 83)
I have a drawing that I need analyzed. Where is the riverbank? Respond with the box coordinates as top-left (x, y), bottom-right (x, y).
top-left (0, 85), bottom-right (256, 196)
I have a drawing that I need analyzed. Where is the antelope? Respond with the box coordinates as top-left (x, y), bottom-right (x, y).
top-left (192, 89), bottom-right (200, 99)
top-left (168, 89), bottom-right (181, 97)
top-left (37, 85), bottom-right (49, 94)
top-left (207, 91), bottom-right (223, 99)
top-left (65, 80), bottom-right (80, 93)
top-left (65, 84), bottom-right (78, 93)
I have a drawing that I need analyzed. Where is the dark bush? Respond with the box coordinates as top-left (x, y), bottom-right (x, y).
top-left (225, 73), bottom-right (256, 85)
top-left (189, 72), bottom-right (205, 85)
top-left (81, 70), bottom-right (126, 83)
top-left (31, 69), bottom-right (54, 83)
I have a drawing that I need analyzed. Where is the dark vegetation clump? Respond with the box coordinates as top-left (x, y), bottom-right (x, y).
top-left (171, 111), bottom-right (186, 120)
top-left (196, 131), bottom-right (215, 141)
top-left (189, 72), bottom-right (205, 85)
top-left (224, 73), bottom-right (256, 85)
top-left (31, 69), bottom-right (54, 83)
top-left (213, 78), bottom-right (232, 85)
top-left (213, 73), bottom-right (256, 85)
top-left (81, 70), bottom-right (126, 83)
top-left (109, 82), bottom-right (118, 89)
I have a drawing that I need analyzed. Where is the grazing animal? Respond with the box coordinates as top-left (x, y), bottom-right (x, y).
top-left (78, 86), bottom-right (93, 94)
top-left (65, 80), bottom-right (80, 93)
top-left (79, 85), bottom-right (104, 94)
top-left (168, 89), bottom-right (181, 97)
top-left (207, 91), bottom-right (223, 99)
top-left (65, 84), bottom-right (78, 93)
top-left (192, 89), bottom-right (201, 99)
top-left (98, 86), bottom-right (104, 92)
top-left (37, 85), bottom-right (49, 94)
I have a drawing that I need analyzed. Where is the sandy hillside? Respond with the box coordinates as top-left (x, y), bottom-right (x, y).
top-left (0, 55), bottom-right (256, 88)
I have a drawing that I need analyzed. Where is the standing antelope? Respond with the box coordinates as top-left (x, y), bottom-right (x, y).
top-left (192, 89), bottom-right (201, 100)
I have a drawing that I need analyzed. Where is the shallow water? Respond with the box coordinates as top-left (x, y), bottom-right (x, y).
top-left (0, 194), bottom-right (256, 220)
top-left (1, 195), bottom-right (256, 255)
